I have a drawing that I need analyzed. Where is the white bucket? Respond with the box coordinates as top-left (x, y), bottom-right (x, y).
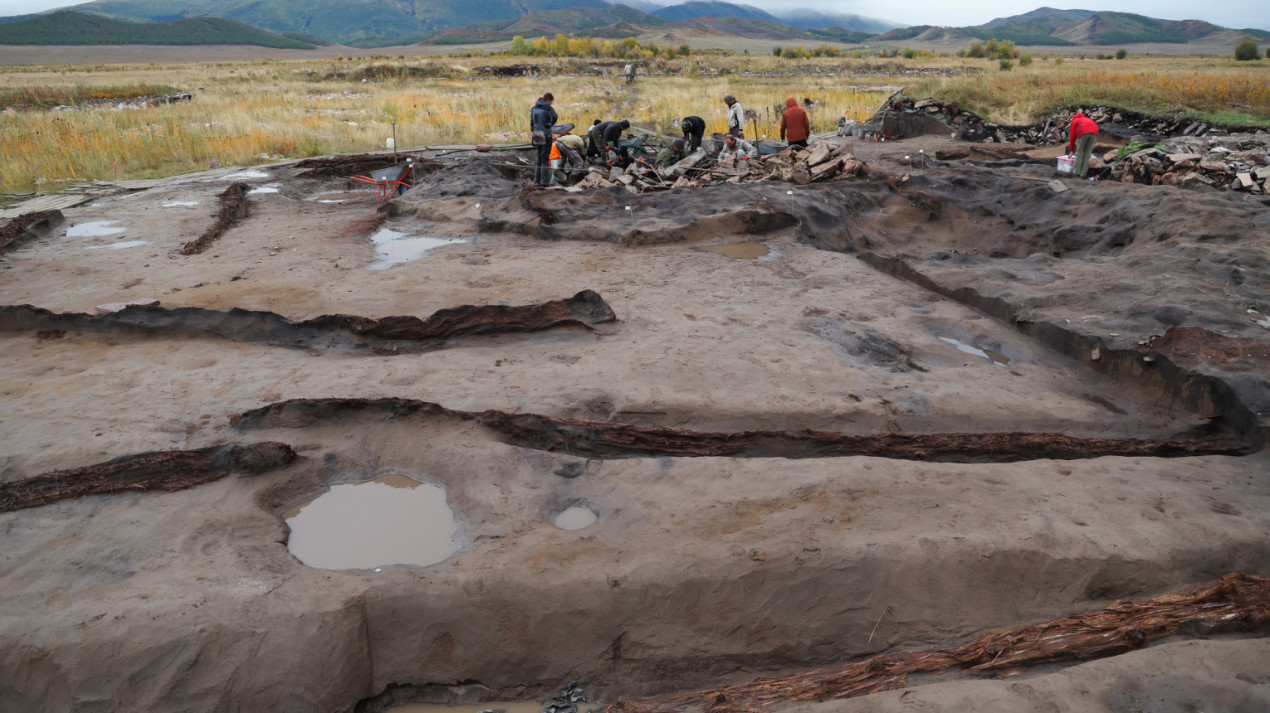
top-left (1057, 155), bottom-right (1074, 173)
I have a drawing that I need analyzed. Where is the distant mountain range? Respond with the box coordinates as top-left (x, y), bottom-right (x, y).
top-left (0, 3), bottom-right (1265, 49)
top-left (0, 10), bottom-right (323, 47)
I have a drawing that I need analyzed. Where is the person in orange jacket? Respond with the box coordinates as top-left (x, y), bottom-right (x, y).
top-left (780, 97), bottom-right (811, 148)
top-left (1068, 111), bottom-right (1099, 178)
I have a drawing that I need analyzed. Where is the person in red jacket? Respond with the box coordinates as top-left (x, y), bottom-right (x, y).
top-left (1068, 111), bottom-right (1099, 177)
top-left (780, 97), bottom-right (811, 148)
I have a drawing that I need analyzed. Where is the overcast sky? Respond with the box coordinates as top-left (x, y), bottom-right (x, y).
top-left (1, 0), bottom-right (1267, 30)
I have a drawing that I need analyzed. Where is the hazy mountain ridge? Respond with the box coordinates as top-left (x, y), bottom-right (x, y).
top-left (0, 9), bottom-right (317, 47)
top-left (2, 2), bottom-right (1265, 48)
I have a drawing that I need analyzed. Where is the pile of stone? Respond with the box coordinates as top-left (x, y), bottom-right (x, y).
top-left (569, 142), bottom-right (866, 193)
top-left (1105, 135), bottom-right (1270, 193)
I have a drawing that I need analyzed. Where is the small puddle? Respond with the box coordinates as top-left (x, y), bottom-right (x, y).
top-left (312, 190), bottom-right (376, 203)
top-left (938, 336), bottom-right (1011, 365)
top-left (699, 242), bottom-right (769, 259)
top-left (390, 704), bottom-right (602, 713)
top-left (249, 183), bottom-right (281, 195)
top-left (369, 228), bottom-right (467, 270)
top-left (85, 240), bottom-right (149, 250)
top-left (162, 201), bottom-right (199, 207)
top-left (67, 220), bottom-right (126, 237)
top-left (553, 505), bottom-right (598, 531)
top-left (284, 473), bottom-right (461, 570)
top-left (220, 169), bottom-right (270, 180)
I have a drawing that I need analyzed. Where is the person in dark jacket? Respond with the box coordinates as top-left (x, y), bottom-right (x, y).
top-left (779, 97), bottom-right (810, 148)
top-left (1068, 111), bottom-right (1099, 178)
top-left (588, 119), bottom-right (629, 163)
top-left (530, 93), bottom-right (557, 186)
top-left (680, 116), bottom-right (706, 152)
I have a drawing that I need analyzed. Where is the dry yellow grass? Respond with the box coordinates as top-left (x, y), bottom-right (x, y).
top-left (2, 53), bottom-right (1266, 194)
top-left (0, 59), bottom-right (887, 193)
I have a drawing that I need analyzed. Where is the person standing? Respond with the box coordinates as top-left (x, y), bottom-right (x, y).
top-left (1068, 111), bottom-right (1099, 178)
top-left (779, 97), bottom-right (810, 148)
top-left (724, 94), bottom-right (744, 139)
top-left (624, 62), bottom-right (636, 84)
top-left (530, 92), bottom-right (557, 186)
top-left (680, 115), bottom-right (706, 152)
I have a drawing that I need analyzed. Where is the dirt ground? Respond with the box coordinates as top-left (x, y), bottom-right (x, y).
top-left (0, 130), bottom-right (1267, 712)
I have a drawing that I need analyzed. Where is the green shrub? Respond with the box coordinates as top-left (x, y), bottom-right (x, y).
top-left (1019, 53), bottom-right (1033, 66)
top-left (1115, 48), bottom-right (1127, 59)
top-left (1235, 40), bottom-right (1259, 61)
top-left (999, 58), bottom-right (1013, 71)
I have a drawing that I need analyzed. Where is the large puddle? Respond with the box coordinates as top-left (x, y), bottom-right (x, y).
top-left (369, 228), bottom-right (468, 270)
top-left (285, 473), bottom-right (461, 570)
top-left (67, 220), bottom-right (126, 238)
top-left (698, 242), bottom-right (769, 259)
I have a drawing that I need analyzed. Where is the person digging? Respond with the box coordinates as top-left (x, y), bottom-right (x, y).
top-left (1068, 111), bottom-right (1099, 178)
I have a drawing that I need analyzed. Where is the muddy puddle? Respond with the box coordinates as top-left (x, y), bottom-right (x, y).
top-left (161, 201), bottom-right (199, 207)
top-left (698, 242), bottom-right (769, 259)
top-left (67, 220), bottom-right (126, 238)
top-left (218, 169), bottom-right (270, 180)
top-left (369, 228), bottom-right (468, 270)
top-left (937, 336), bottom-right (1011, 365)
top-left (85, 240), bottom-right (149, 250)
top-left (311, 190), bottom-right (376, 204)
top-left (390, 703), bottom-right (602, 713)
top-left (248, 183), bottom-right (281, 195)
top-left (553, 504), bottom-right (598, 530)
top-left (284, 473), bottom-right (461, 570)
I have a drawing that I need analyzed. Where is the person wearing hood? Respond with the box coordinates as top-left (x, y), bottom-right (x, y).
top-left (680, 115), bottom-right (706, 152)
top-left (718, 133), bottom-right (757, 161)
top-left (779, 97), bottom-right (810, 148)
top-left (724, 94), bottom-right (744, 138)
top-left (530, 93), bottom-right (557, 186)
top-left (1068, 111), bottom-right (1099, 178)
top-left (655, 138), bottom-right (686, 169)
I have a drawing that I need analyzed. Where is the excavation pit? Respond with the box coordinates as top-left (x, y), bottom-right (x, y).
top-left (1, 127), bottom-right (1267, 713)
top-left (284, 473), bottom-right (461, 570)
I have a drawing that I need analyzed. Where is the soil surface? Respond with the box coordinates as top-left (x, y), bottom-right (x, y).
top-left (0, 131), bottom-right (1267, 713)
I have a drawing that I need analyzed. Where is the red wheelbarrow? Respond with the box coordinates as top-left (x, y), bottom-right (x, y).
top-left (350, 163), bottom-right (413, 201)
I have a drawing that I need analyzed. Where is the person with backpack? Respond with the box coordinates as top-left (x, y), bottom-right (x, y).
top-left (530, 93), bottom-right (557, 186)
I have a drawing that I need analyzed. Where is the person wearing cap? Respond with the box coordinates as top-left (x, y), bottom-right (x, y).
top-left (680, 115), bottom-right (706, 152)
top-left (718, 133), bottom-right (757, 161)
top-left (530, 92), bottom-right (557, 186)
top-left (723, 94), bottom-right (744, 139)
top-left (588, 119), bottom-right (630, 163)
top-left (551, 130), bottom-right (587, 184)
top-left (779, 97), bottom-right (810, 148)
top-left (655, 138), bottom-right (687, 169)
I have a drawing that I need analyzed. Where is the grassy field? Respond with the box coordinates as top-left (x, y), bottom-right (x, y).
top-left (1, 52), bottom-right (1267, 194)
